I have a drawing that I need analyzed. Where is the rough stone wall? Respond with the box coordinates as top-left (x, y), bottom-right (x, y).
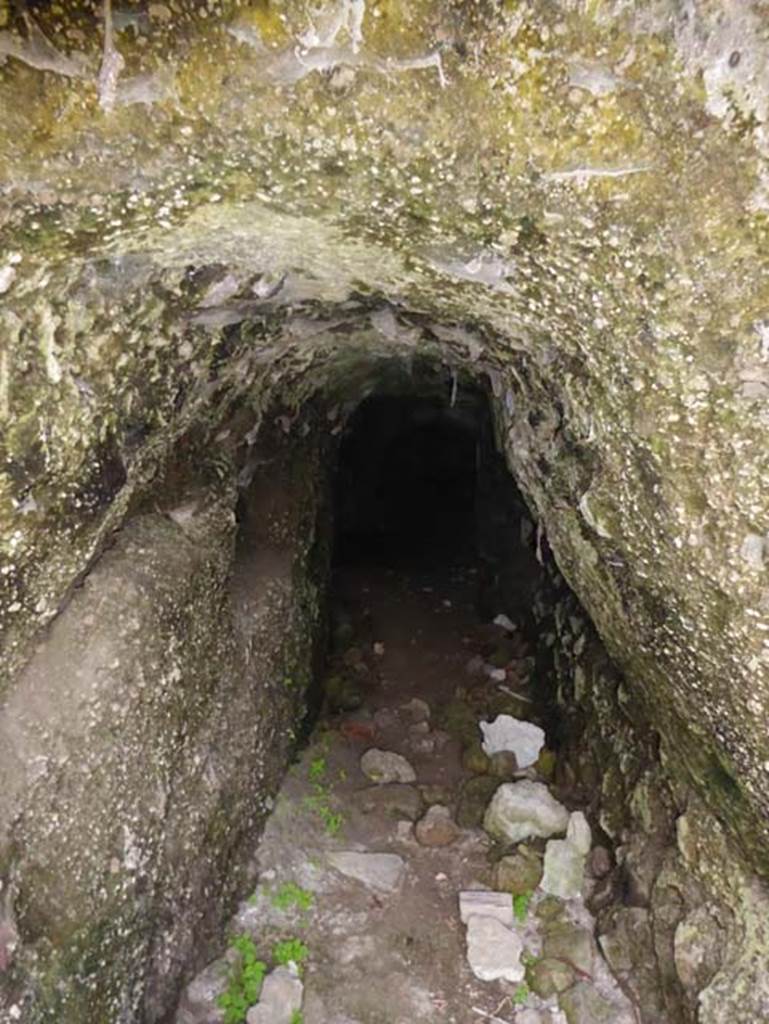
top-left (1, 1), bottom-right (766, 882)
top-left (0, 0), bottom-right (767, 1018)
top-left (531, 563), bottom-right (769, 1023)
top-left (0, 416), bottom-right (332, 1023)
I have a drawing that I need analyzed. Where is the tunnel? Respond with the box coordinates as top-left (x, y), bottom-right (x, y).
top-left (0, 347), bottom-right (762, 1024)
top-left (333, 393), bottom-right (480, 568)
top-left (2, 1), bottom-right (769, 1023)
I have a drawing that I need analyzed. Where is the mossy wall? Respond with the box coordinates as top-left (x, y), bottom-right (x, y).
top-left (0, 0), bottom-right (768, 1019)
top-left (0, 410), bottom-right (332, 1022)
top-left (531, 560), bottom-right (769, 1023)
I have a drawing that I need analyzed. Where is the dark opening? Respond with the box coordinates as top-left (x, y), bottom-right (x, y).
top-left (333, 394), bottom-right (479, 568)
top-left (331, 384), bottom-right (542, 624)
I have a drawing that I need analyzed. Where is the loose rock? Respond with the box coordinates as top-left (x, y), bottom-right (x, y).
top-left (175, 957), bottom-right (229, 1024)
top-left (457, 776), bottom-right (499, 828)
top-left (558, 981), bottom-right (617, 1024)
top-left (494, 845), bottom-right (543, 895)
top-left (328, 851), bottom-right (406, 892)
top-left (420, 783), bottom-right (453, 805)
top-left (462, 741), bottom-right (491, 774)
top-left (483, 780), bottom-right (569, 844)
top-left (465, 915), bottom-right (524, 983)
top-left (358, 783), bottom-right (422, 821)
top-left (535, 747), bottom-right (557, 781)
top-left (394, 820), bottom-right (415, 843)
top-left (415, 804), bottom-right (460, 847)
top-left (324, 674), bottom-right (363, 712)
top-left (480, 715), bottom-right (545, 768)
top-left (246, 966), bottom-right (303, 1024)
top-left (566, 811), bottom-right (591, 855)
top-left (459, 890), bottom-right (514, 927)
top-left (673, 905), bottom-right (725, 992)
top-left (541, 838), bottom-right (586, 899)
top-left (360, 748), bottom-right (416, 784)
top-left (543, 922), bottom-right (595, 977)
top-left (588, 846), bottom-right (612, 879)
top-left (488, 750), bottom-right (518, 778)
top-left (527, 956), bottom-right (575, 998)
top-left (400, 697), bottom-right (430, 722)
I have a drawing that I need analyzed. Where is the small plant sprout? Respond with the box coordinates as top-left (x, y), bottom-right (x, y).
top-left (317, 803), bottom-right (343, 836)
top-left (513, 891), bottom-right (532, 923)
top-left (308, 755), bottom-right (327, 782)
top-left (272, 882), bottom-right (314, 912)
top-left (273, 937), bottom-right (310, 974)
top-left (290, 1012), bottom-right (303, 1024)
top-left (513, 981), bottom-right (530, 1006)
top-left (304, 750), bottom-right (344, 835)
top-left (217, 935), bottom-right (267, 1024)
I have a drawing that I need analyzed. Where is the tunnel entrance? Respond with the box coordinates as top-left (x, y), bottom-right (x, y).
top-left (329, 379), bottom-right (544, 628)
top-left (320, 375), bottom-right (554, 752)
top-left (174, 375), bottom-right (649, 1024)
top-left (332, 394), bottom-right (479, 568)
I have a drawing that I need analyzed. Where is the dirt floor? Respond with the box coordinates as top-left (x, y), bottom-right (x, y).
top-left (176, 560), bottom-right (636, 1024)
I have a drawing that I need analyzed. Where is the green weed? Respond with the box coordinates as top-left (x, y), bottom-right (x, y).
top-left (513, 891), bottom-right (532, 923)
top-left (217, 935), bottom-right (267, 1024)
top-left (290, 1013), bottom-right (303, 1024)
top-left (315, 801), bottom-right (343, 836)
top-left (273, 937), bottom-right (310, 974)
top-left (272, 882), bottom-right (314, 912)
top-left (513, 982), bottom-right (530, 1006)
top-left (308, 755), bottom-right (328, 782)
top-left (304, 752), bottom-right (343, 835)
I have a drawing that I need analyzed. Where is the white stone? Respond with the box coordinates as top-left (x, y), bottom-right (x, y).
top-left (480, 715), bottom-right (545, 768)
top-left (360, 748), bottom-right (416, 784)
top-left (483, 781), bottom-right (569, 844)
top-left (0, 266), bottom-right (16, 294)
top-left (487, 667), bottom-right (507, 683)
top-left (176, 956), bottom-right (229, 1022)
top-left (567, 811), bottom-right (592, 855)
top-left (328, 851), bottom-right (405, 892)
top-left (400, 697), bottom-right (430, 721)
top-left (246, 966), bottom-right (303, 1024)
top-left (541, 839), bottom-right (586, 899)
top-left (465, 915), bottom-right (524, 983)
top-left (394, 820), bottom-right (415, 843)
top-left (493, 613), bottom-right (517, 632)
top-left (459, 890), bottom-right (514, 927)
top-left (740, 533), bottom-right (766, 570)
